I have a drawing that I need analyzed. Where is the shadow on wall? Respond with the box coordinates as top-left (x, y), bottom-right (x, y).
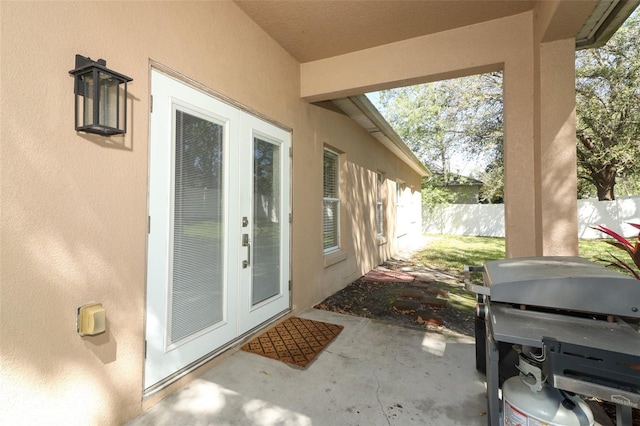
top-left (4, 106), bottom-right (144, 424)
top-left (539, 106), bottom-right (579, 251)
top-left (345, 162), bottom-right (379, 276)
top-left (76, 91), bottom-right (139, 151)
top-left (82, 318), bottom-right (118, 364)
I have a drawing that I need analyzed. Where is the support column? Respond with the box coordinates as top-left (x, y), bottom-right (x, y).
top-left (503, 51), bottom-right (537, 258)
top-left (299, 11), bottom-right (580, 258)
top-left (536, 39), bottom-right (578, 256)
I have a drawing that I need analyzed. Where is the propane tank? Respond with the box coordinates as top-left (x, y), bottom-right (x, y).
top-left (503, 355), bottom-right (594, 426)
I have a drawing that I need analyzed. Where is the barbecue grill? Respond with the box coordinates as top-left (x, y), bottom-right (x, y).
top-left (465, 256), bottom-right (640, 426)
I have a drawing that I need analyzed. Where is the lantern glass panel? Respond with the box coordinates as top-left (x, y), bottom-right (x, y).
top-left (98, 71), bottom-right (120, 130)
top-left (77, 71), bottom-right (95, 128)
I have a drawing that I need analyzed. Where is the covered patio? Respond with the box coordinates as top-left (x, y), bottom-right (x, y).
top-left (2, 1), bottom-right (639, 424)
top-left (127, 308), bottom-right (486, 426)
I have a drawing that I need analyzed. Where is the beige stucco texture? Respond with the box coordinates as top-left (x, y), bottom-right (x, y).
top-left (2, 0), bottom-right (586, 424)
top-left (1, 2), bottom-right (421, 424)
top-left (301, 7), bottom-right (580, 258)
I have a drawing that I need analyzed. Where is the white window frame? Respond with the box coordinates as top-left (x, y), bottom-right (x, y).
top-left (323, 148), bottom-right (341, 253)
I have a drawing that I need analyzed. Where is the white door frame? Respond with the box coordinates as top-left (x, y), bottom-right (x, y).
top-left (145, 68), bottom-right (291, 391)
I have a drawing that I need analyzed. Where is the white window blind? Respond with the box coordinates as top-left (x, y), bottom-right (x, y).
top-left (396, 181), bottom-right (407, 237)
top-left (323, 149), bottom-right (340, 252)
top-left (171, 109), bottom-right (225, 344)
top-left (252, 136), bottom-right (281, 305)
top-left (376, 172), bottom-right (384, 236)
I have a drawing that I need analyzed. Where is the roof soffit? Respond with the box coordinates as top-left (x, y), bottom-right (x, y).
top-left (535, 0), bottom-right (599, 43)
top-left (331, 96), bottom-right (430, 177)
top-left (575, 0), bottom-right (640, 48)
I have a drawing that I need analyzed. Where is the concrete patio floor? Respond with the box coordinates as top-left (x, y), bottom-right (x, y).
top-left (127, 308), bottom-right (487, 426)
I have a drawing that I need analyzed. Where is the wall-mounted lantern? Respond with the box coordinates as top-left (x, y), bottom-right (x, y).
top-left (69, 54), bottom-right (133, 136)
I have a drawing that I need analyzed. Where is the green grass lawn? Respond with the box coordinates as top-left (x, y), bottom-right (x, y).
top-left (413, 234), bottom-right (630, 278)
top-left (578, 238), bottom-right (618, 263)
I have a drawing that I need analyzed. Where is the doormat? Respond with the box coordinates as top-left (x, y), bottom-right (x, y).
top-left (241, 317), bottom-right (344, 368)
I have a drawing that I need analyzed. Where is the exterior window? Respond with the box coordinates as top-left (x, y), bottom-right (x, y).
top-left (396, 181), bottom-right (406, 237)
top-left (323, 148), bottom-right (340, 252)
top-left (376, 172), bottom-right (384, 236)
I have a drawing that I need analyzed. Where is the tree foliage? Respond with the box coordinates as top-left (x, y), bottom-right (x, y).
top-left (576, 9), bottom-right (640, 200)
top-left (378, 9), bottom-right (640, 203)
top-left (421, 176), bottom-right (455, 208)
top-left (378, 73), bottom-right (503, 203)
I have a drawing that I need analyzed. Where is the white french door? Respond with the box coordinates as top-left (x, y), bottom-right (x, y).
top-left (237, 114), bottom-right (291, 335)
top-left (145, 70), bottom-right (290, 389)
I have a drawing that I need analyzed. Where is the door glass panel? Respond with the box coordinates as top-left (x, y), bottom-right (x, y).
top-left (252, 137), bottom-right (281, 305)
top-left (171, 109), bottom-right (224, 344)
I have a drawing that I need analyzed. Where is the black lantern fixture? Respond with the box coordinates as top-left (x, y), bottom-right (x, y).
top-left (69, 54), bottom-right (133, 136)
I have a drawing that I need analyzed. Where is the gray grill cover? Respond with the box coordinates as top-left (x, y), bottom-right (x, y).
top-left (483, 256), bottom-right (640, 318)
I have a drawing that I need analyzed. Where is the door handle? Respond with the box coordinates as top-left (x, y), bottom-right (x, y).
top-left (242, 233), bottom-right (251, 268)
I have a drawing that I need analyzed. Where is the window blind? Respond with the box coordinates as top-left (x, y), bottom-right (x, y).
top-left (376, 172), bottom-right (384, 236)
top-left (323, 149), bottom-right (339, 251)
top-left (170, 109), bottom-right (225, 344)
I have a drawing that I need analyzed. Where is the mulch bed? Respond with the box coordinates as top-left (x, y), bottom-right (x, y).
top-left (315, 257), bottom-right (476, 336)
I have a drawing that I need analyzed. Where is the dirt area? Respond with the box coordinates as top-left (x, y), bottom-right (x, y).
top-left (315, 256), bottom-right (640, 426)
top-left (315, 257), bottom-right (476, 336)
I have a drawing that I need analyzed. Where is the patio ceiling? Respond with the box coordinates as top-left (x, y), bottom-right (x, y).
top-left (235, 0), bottom-right (534, 63)
top-left (235, 0), bottom-right (637, 63)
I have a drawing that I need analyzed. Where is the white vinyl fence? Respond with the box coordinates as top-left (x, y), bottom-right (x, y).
top-left (423, 196), bottom-right (640, 239)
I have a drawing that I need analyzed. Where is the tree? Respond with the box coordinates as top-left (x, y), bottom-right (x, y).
top-left (420, 175), bottom-right (455, 209)
top-left (378, 10), bottom-right (640, 203)
top-left (478, 155), bottom-right (504, 204)
top-left (378, 72), bottom-right (503, 202)
top-left (576, 9), bottom-right (640, 200)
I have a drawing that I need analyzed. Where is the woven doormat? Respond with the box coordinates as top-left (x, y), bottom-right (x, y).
top-left (241, 317), bottom-right (344, 368)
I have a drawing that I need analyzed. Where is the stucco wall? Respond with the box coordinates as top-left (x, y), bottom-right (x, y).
top-left (300, 9), bottom-right (579, 258)
top-left (308, 107), bottom-right (422, 304)
top-left (0, 2), bottom-right (421, 424)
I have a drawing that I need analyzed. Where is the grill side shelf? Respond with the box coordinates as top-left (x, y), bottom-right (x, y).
top-left (464, 265), bottom-right (490, 296)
